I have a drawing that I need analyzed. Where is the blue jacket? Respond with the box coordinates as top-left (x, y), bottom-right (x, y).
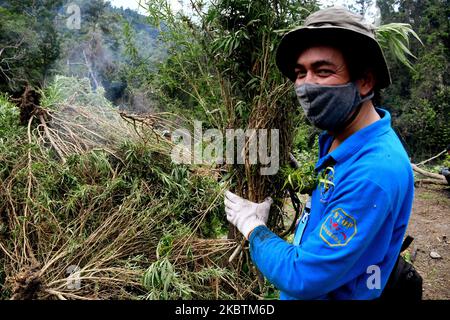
top-left (249, 108), bottom-right (414, 300)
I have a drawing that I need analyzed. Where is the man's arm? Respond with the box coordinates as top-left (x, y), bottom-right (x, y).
top-left (249, 179), bottom-right (393, 299)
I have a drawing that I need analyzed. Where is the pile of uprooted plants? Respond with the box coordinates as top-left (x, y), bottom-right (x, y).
top-left (0, 76), bottom-right (266, 300)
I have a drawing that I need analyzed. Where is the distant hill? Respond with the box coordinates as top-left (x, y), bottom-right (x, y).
top-left (1, 0), bottom-right (164, 111)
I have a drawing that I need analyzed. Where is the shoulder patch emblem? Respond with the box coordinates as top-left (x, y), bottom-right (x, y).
top-left (320, 208), bottom-right (357, 247)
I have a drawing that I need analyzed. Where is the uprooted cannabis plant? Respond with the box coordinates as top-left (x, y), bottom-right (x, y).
top-left (0, 76), bottom-right (269, 299)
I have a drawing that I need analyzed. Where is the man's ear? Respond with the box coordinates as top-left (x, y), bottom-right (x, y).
top-left (356, 71), bottom-right (376, 96)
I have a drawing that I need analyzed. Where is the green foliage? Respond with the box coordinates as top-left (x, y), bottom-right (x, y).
top-left (0, 79), bottom-right (235, 298)
top-left (120, 19), bottom-right (157, 92)
top-left (280, 152), bottom-right (317, 196)
top-left (280, 124), bottom-right (318, 194)
top-left (142, 258), bottom-right (237, 299)
top-left (0, 0), bottom-right (166, 111)
top-left (0, 260), bottom-right (9, 300)
top-left (0, 94), bottom-right (26, 179)
top-left (38, 78), bottom-right (64, 110)
top-left (142, 258), bottom-right (194, 299)
top-left (145, 0), bottom-right (227, 126)
top-left (42, 75), bottom-right (112, 108)
top-left (403, 250), bottom-right (412, 264)
top-left (0, 2), bottom-right (62, 93)
top-left (378, 0), bottom-right (449, 160)
top-left (0, 93), bottom-right (21, 138)
top-left (443, 154), bottom-right (450, 168)
top-left (376, 23), bottom-right (423, 70)
top-left (262, 279), bottom-right (280, 300)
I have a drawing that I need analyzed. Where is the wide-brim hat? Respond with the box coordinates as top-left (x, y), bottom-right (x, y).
top-left (276, 6), bottom-right (391, 89)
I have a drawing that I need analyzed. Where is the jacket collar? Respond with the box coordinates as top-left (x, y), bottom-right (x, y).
top-left (315, 108), bottom-right (391, 171)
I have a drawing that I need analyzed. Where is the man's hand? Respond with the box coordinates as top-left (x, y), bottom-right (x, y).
top-left (224, 190), bottom-right (273, 239)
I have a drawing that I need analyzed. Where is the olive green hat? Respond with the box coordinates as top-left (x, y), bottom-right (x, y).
top-left (276, 6), bottom-right (391, 88)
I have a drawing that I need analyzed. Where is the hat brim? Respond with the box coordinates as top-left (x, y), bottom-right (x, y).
top-left (276, 26), bottom-right (391, 89)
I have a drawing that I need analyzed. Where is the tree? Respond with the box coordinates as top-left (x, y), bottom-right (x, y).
top-left (378, 0), bottom-right (450, 159)
top-left (0, 1), bottom-right (63, 93)
top-left (355, 0), bottom-right (374, 15)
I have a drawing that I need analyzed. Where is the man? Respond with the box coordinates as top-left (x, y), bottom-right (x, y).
top-left (225, 7), bottom-right (415, 299)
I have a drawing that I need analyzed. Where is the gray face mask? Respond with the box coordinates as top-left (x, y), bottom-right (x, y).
top-left (295, 82), bottom-right (374, 132)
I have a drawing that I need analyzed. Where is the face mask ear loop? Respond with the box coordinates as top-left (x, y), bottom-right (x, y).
top-left (335, 90), bottom-right (375, 133)
top-left (360, 90), bottom-right (375, 104)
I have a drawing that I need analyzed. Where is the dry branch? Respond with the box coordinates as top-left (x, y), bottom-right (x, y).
top-left (415, 178), bottom-right (447, 186)
top-left (411, 163), bottom-right (447, 182)
top-left (416, 149), bottom-right (447, 166)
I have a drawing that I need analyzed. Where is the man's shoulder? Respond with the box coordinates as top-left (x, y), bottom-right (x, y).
top-left (346, 130), bottom-right (413, 190)
top-left (360, 125), bottom-right (409, 162)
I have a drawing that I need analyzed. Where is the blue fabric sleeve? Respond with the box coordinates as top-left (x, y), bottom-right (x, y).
top-left (249, 179), bottom-right (393, 299)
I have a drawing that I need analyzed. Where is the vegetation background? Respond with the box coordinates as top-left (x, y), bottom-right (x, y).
top-left (0, 0), bottom-right (448, 300)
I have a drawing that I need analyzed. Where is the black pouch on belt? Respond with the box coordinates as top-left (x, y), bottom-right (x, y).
top-left (379, 235), bottom-right (423, 300)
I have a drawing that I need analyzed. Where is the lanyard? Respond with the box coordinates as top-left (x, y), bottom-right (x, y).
top-left (293, 198), bottom-right (311, 246)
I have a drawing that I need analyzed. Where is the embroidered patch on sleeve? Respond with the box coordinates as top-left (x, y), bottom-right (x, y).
top-left (320, 208), bottom-right (357, 247)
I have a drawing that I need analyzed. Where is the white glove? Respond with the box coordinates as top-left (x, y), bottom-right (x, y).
top-left (224, 190), bottom-right (273, 240)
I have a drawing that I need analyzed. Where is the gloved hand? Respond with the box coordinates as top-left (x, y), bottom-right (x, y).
top-left (224, 190), bottom-right (273, 239)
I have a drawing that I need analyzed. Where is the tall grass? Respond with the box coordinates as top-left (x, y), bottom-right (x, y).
top-left (0, 77), bottom-right (257, 299)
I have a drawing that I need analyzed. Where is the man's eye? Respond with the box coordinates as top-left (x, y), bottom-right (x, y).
top-left (295, 71), bottom-right (306, 79)
top-left (317, 69), bottom-right (333, 76)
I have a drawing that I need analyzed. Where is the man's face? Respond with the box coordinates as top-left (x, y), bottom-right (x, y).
top-left (294, 46), bottom-right (350, 87)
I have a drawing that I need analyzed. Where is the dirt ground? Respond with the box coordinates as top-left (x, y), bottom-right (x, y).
top-left (405, 184), bottom-right (450, 300)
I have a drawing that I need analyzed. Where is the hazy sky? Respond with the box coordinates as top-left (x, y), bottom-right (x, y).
top-left (108, 0), bottom-right (346, 12)
top-left (108, 0), bottom-right (380, 25)
top-left (108, 0), bottom-right (182, 13)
